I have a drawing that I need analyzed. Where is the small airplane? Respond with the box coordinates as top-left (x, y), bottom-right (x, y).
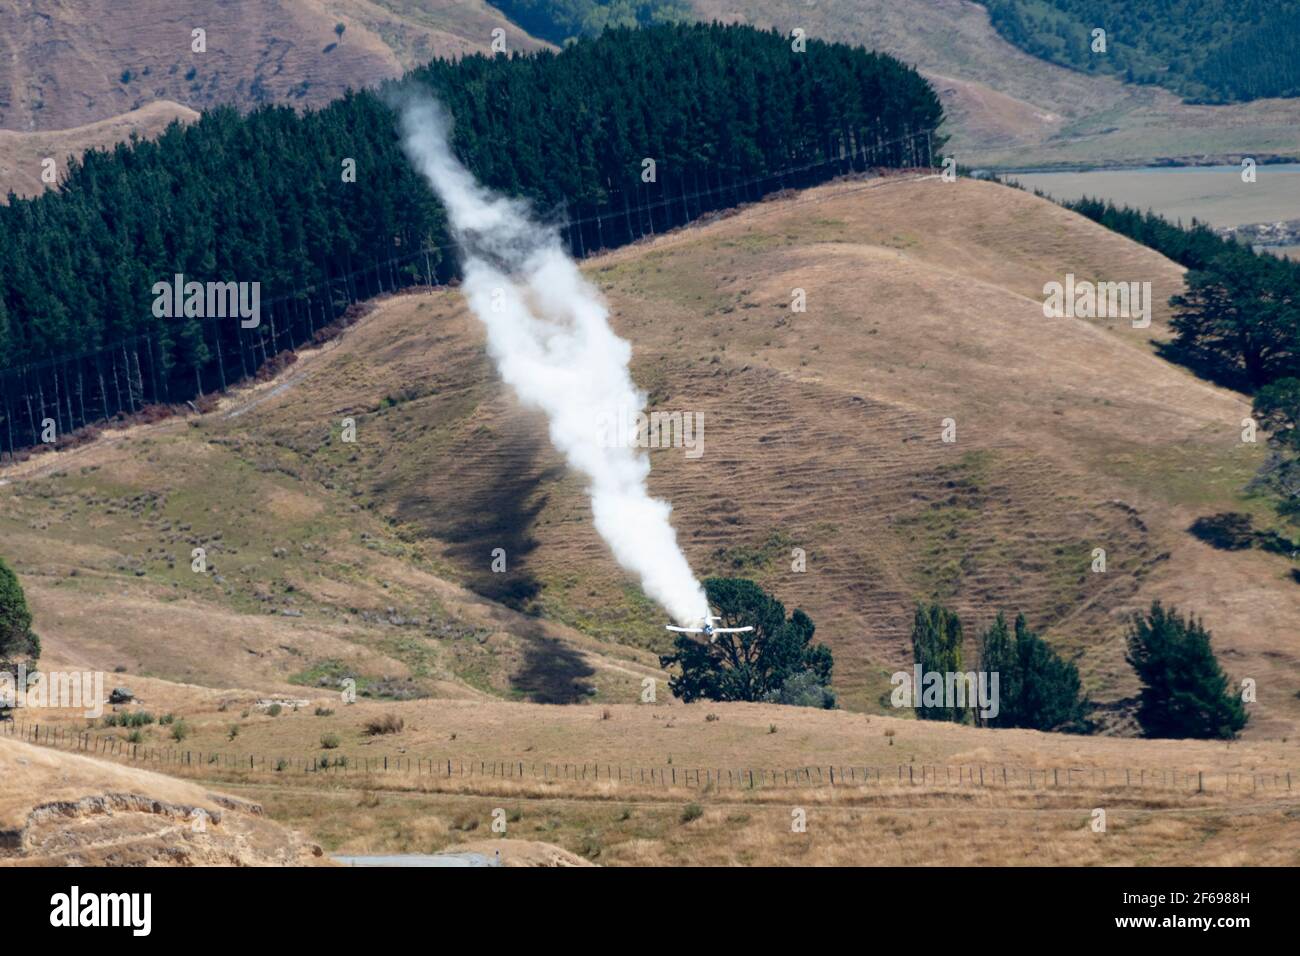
top-left (665, 615), bottom-right (753, 643)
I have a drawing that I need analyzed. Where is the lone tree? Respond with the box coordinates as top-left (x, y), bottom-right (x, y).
top-left (1125, 601), bottom-right (1247, 739)
top-left (0, 557), bottom-right (40, 717)
top-left (659, 578), bottom-right (833, 705)
top-left (978, 612), bottom-right (1087, 732)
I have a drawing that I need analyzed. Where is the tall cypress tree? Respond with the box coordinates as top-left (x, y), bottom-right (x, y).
top-left (910, 602), bottom-right (964, 722)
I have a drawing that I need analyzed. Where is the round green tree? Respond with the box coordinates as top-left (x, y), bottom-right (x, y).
top-left (0, 557), bottom-right (39, 672)
top-left (658, 578), bottom-right (833, 705)
top-left (1125, 601), bottom-right (1246, 739)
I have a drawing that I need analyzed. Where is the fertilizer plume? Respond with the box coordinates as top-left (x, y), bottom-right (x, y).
top-left (398, 96), bottom-right (710, 626)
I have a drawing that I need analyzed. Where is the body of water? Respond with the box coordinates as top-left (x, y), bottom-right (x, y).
top-left (1009, 163), bottom-right (1300, 233)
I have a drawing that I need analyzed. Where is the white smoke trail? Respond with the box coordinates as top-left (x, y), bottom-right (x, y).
top-left (397, 96), bottom-right (710, 626)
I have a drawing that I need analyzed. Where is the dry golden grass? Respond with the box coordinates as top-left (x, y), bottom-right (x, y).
top-left (0, 0), bottom-right (543, 134)
top-left (193, 772), bottom-right (1300, 866)
top-left (17, 691), bottom-right (1297, 789)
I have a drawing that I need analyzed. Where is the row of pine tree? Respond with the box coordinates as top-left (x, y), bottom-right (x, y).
top-left (0, 23), bottom-right (944, 458)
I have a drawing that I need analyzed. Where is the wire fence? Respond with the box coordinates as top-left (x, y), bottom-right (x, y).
top-left (4, 717), bottom-right (1293, 795)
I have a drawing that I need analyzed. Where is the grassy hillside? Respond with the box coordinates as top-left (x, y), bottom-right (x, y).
top-left (0, 101), bottom-right (198, 200)
top-left (0, 0), bottom-right (546, 197)
top-left (0, 0), bottom-right (542, 132)
top-left (4, 175), bottom-right (1297, 866)
top-left (0, 349), bottom-right (663, 704)
top-left (5, 175), bottom-right (1295, 735)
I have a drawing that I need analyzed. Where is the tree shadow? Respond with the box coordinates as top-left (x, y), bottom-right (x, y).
top-left (396, 408), bottom-right (561, 611)
top-left (393, 401), bottom-right (596, 701)
top-left (507, 616), bottom-right (597, 704)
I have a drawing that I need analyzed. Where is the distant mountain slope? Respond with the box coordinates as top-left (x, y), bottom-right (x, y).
top-left (0, 0), bottom-right (546, 197)
top-left (689, 0), bottom-right (1300, 167)
top-left (486, 0), bottom-right (691, 44)
top-left (0, 100), bottom-right (198, 200)
top-left (0, 0), bottom-right (542, 132)
top-left (984, 0), bottom-right (1300, 103)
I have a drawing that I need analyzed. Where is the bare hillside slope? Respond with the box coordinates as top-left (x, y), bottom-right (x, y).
top-left (0, 736), bottom-right (325, 865)
top-left (2, 176), bottom-right (1294, 733)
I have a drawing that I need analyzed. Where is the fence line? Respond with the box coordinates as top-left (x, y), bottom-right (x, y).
top-left (3, 717), bottom-right (1292, 795)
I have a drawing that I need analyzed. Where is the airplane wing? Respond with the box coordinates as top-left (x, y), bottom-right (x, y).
top-left (665, 625), bottom-right (704, 633)
top-left (711, 626), bottom-right (754, 634)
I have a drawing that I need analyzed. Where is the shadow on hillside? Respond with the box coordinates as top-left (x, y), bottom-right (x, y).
top-left (398, 409), bottom-right (561, 612)
top-left (508, 618), bottom-right (597, 704)
top-left (392, 401), bottom-right (596, 701)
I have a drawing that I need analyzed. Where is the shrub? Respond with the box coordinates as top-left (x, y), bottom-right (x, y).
top-left (577, 832), bottom-right (602, 859)
top-left (761, 669), bottom-right (837, 709)
top-left (363, 713), bottom-right (404, 736)
top-left (169, 720), bottom-right (189, 742)
top-left (680, 803), bottom-right (704, 823)
top-left (321, 733), bottom-right (341, 749)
